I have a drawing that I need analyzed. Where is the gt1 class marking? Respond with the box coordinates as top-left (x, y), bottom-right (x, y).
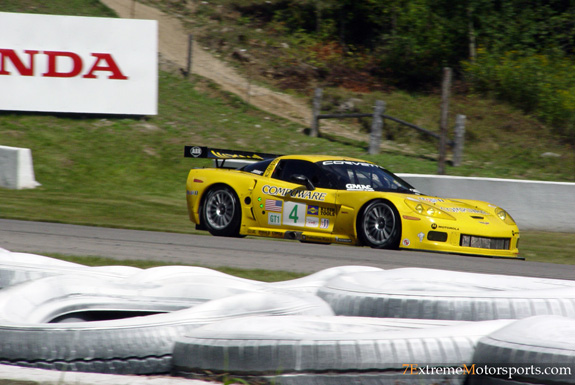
top-left (262, 185), bottom-right (327, 201)
top-left (268, 213), bottom-right (281, 225)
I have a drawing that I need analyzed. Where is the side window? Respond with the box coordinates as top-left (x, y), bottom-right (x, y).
top-left (241, 159), bottom-right (274, 175)
top-left (272, 160), bottom-right (332, 188)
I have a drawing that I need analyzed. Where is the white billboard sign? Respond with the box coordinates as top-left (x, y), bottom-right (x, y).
top-left (0, 12), bottom-right (157, 115)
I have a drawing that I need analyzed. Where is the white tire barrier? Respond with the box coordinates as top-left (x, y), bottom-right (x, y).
top-left (172, 315), bottom-right (513, 384)
top-left (0, 251), bottom-right (140, 289)
top-left (469, 315), bottom-right (575, 384)
top-left (0, 292), bottom-right (333, 374)
top-left (317, 268), bottom-right (575, 320)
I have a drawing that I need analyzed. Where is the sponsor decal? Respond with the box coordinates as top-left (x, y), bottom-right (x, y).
top-left (346, 184), bottom-right (374, 191)
top-left (320, 207), bottom-right (336, 216)
top-left (419, 197), bottom-right (445, 203)
top-left (268, 213), bottom-right (281, 225)
top-left (322, 160), bottom-right (377, 168)
top-left (209, 150), bottom-right (265, 160)
top-left (186, 190), bottom-right (198, 196)
top-left (402, 239), bottom-right (411, 246)
top-left (305, 217), bottom-right (319, 227)
top-left (417, 232), bottom-right (425, 242)
top-left (262, 185), bottom-right (327, 201)
top-left (431, 223), bottom-right (438, 229)
top-left (440, 207), bottom-right (489, 215)
top-left (335, 237), bottom-right (352, 243)
top-left (479, 221), bottom-right (490, 225)
top-left (320, 218), bottom-right (330, 229)
top-left (189, 147), bottom-right (203, 157)
top-left (263, 158), bottom-right (279, 178)
top-left (436, 225), bottom-right (459, 231)
top-left (302, 235), bottom-right (331, 243)
top-left (307, 205), bottom-right (319, 215)
top-left (265, 199), bottom-right (283, 212)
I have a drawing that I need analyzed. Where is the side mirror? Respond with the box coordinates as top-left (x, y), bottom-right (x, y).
top-left (290, 174), bottom-right (315, 190)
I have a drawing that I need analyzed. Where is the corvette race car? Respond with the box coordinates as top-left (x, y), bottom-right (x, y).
top-left (185, 146), bottom-right (520, 258)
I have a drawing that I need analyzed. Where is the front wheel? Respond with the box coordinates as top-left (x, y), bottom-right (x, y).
top-left (202, 186), bottom-right (242, 237)
top-left (357, 200), bottom-right (401, 249)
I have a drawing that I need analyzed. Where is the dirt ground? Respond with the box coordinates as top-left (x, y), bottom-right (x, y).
top-left (100, 0), bottom-right (365, 142)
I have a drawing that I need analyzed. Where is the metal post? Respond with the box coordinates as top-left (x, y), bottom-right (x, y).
top-left (453, 114), bottom-right (466, 166)
top-left (438, 67), bottom-right (452, 175)
top-left (310, 87), bottom-right (323, 137)
top-left (369, 100), bottom-right (385, 155)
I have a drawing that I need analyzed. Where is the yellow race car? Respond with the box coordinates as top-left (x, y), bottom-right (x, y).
top-left (185, 146), bottom-right (520, 258)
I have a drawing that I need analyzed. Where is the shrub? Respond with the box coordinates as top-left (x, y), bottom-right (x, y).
top-left (464, 49), bottom-right (575, 139)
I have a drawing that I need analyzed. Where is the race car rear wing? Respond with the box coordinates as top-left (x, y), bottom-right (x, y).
top-left (184, 146), bottom-right (280, 169)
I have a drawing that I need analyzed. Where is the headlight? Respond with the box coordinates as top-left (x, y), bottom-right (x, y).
top-left (496, 208), bottom-right (516, 225)
top-left (406, 200), bottom-right (455, 220)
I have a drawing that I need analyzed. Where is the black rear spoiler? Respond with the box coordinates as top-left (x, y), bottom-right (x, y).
top-left (184, 146), bottom-right (280, 168)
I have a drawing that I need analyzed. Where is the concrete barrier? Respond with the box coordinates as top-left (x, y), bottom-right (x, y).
top-left (398, 174), bottom-right (575, 232)
top-left (0, 145), bottom-right (40, 189)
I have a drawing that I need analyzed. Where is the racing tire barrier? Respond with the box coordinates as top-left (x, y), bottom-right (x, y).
top-left (172, 315), bottom-right (513, 384)
top-left (468, 315), bottom-right (575, 385)
top-left (0, 291), bottom-right (333, 374)
top-left (0, 250), bottom-right (140, 289)
top-left (317, 268), bottom-right (575, 320)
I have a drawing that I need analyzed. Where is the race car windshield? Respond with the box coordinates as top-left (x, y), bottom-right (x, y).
top-left (317, 160), bottom-right (419, 193)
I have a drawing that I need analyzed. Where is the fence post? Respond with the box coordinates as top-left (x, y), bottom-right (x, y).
top-left (453, 114), bottom-right (466, 167)
top-left (310, 87), bottom-right (322, 137)
top-left (438, 67), bottom-right (452, 175)
top-left (186, 34), bottom-right (193, 78)
top-left (369, 100), bottom-right (385, 155)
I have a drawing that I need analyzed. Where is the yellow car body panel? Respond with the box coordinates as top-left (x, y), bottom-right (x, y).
top-left (185, 151), bottom-right (520, 259)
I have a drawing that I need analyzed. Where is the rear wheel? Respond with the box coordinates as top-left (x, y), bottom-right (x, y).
top-left (202, 186), bottom-right (242, 237)
top-left (357, 200), bottom-right (401, 249)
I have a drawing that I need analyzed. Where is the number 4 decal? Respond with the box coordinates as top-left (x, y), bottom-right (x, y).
top-left (283, 202), bottom-right (305, 227)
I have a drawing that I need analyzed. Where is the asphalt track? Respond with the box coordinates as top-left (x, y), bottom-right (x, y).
top-left (1, 218), bottom-right (574, 280)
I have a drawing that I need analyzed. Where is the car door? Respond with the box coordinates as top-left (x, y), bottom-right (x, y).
top-left (252, 159), bottom-right (338, 233)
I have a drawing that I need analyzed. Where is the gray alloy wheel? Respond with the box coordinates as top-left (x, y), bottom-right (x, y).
top-left (357, 200), bottom-right (400, 248)
top-left (202, 185), bottom-right (241, 237)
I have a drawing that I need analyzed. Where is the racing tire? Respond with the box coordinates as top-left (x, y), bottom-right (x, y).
top-left (468, 315), bottom-right (575, 385)
top-left (201, 185), bottom-right (242, 237)
top-left (0, 290), bottom-right (332, 375)
top-left (357, 200), bottom-right (401, 249)
top-left (172, 315), bottom-right (513, 384)
top-left (317, 268), bottom-right (575, 320)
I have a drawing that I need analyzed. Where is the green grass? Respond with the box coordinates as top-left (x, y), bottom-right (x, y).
top-left (0, 0), bottom-right (573, 268)
top-left (44, 253), bottom-right (306, 282)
